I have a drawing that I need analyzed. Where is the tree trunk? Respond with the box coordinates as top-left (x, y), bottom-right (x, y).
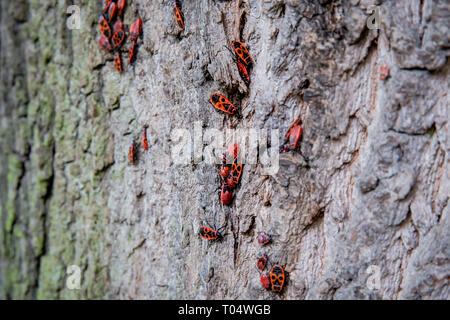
top-left (0, 0), bottom-right (448, 299)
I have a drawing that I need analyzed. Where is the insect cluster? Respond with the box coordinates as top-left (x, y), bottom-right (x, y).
top-left (97, 1), bottom-right (304, 295)
top-left (98, 0), bottom-right (143, 74)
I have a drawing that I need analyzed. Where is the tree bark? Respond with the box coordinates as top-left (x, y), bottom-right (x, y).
top-left (0, 0), bottom-right (448, 299)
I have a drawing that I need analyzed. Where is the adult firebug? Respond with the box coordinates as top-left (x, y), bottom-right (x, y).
top-left (114, 52), bottom-right (123, 73)
top-left (107, 2), bottom-right (118, 22)
top-left (99, 15), bottom-right (112, 39)
top-left (117, 0), bottom-right (127, 17)
top-left (129, 18), bottom-right (143, 42)
top-left (173, 0), bottom-right (185, 31)
top-left (111, 19), bottom-right (126, 50)
top-left (280, 118), bottom-right (302, 153)
top-left (231, 41), bottom-right (252, 66)
top-left (220, 183), bottom-right (233, 205)
top-left (269, 265), bottom-right (285, 293)
top-left (128, 141), bottom-right (137, 164)
top-left (142, 126), bottom-right (149, 151)
top-left (210, 93), bottom-right (238, 115)
top-left (98, 34), bottom-right (112, 52)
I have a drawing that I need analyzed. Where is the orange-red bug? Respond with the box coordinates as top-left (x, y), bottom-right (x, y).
top-left (114, 52), bottom-right (123, 74)
top-left (128, 142), bottom-right (137, 164)
top-left (236, 59), bottom-right (250, 86)
top-left (103, 0), bottom-right (113, 13)
top-left (260, 273), bottom-right (271, 290)
top-left (199, 225), bottom-right (223, 241)
top-left (220, 183), bottom-right (233, 205)
top-left (173, 0), bottom-right (185, 31)
top-left (129, 41), bottom-right (138, 64)
top-left (231, 41), bottom-right (252, 66)
top-left (107, 2), bottom-right (118, 22)
top-left (257, 232), bottom-right (272, 246)
top-left (380, 66), bottom-right (390, 80)
top-left (99, 15), bottom-right (112, 39)
top-left (257, 254), bottom-right (269, 271)
top-left (111, 19), bottom-right (126, 50)
top-left (220, 165), bottom-right (230, 179)
top-left (142, 126), bottom-right (149, 151)
top-left (129, 18), bottom-right (143, 42)
top-left (280, 118), bottom-right (302, 153)
top-left (226, 160), bottom-right (243, 189)
top-left (210, 93), bottom-right (238, 115)
top-left (117, 0), bottom-right (126, 17)
top-left (98, 34), bottom-right (112, 52)
top-left (269, 265), bottom-right (285, 293)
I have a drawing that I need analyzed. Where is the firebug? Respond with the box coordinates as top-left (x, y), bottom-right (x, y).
top-left (173, 0), bottom-right (185, 31)
top-left (99, 15), bottom-right (112, 39)
top-left (257, 254), bottom-right (269, 271)
top-left (269, 265), bottom-right (285, 293)
top-left (114, 52), bottom-right (123, 73)
top-left (129, 18), bottom-right (143, 42)
top-left (220, 182), bottom-right (233, 205)
top-left (210, 93), bottom-right (238, 115)
top-left (142, 125), bottom-right (149, 151)
top-left (128, 141), bottom-right (137, 164)
top-left (98, 34), bottom-right (112, 52)
top-left (107, 2), bottom-right (118, 22)
top-left (231, 41), bottom-right (252, 66)
top-left (280, 118), bottom-right (302, 153)
top-left (111, 19), bottom-right (126, 50)
top-left (257, 232), bottom-right (272, 246)
top-left (117, 0), bottom-right (127, 18)
top-left (260, 273), bottom-right (271, 290)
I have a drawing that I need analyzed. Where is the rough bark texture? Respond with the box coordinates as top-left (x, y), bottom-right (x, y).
top-left (0, 0), bottom-right (449, 300)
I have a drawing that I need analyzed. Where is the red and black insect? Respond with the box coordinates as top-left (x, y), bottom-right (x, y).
top-left (380, 66), bottom-right (390, 80)
top-left (129, 18), bottom-right (143, 42)
top-left (98, 34), bottom-right (112, 52)
top-left (260, 273), bottom-right (271, 290)
top-left (220, 182), bottom-right (233, 205)
top-left (269, 265), bottom-right (285, 293)
top-left (257, 232), bottom-right (272, 246)
top-left (173, 0), bottom-right (185, 31)
top-left (129, 41), bottom-right (138, 64)
top-left (103, 0), bottom-right (113, 13)
top-left (128, 141), bottom-right (137, 165)
top-left (220, 143), bottom-right (239, 178)
top-left (226, 160), bottom-right (243, 189)
top-left (114, 52), bottom-right (123, 73)
top-left (199, 215), bottom-right (226, 241)
top-left (142, 125), bottom-right (149, 151)
top-left (117, 0), bottom-right (127, 18)
top-left (107, 1), bottom-right (118, 22)
top-left (236, 59), bottom-right (250, 86)
top-left (257, 254), bottom-right (269, 271)
top-left (280, 118), bottom-right (302, 153)
top-left (231, 41), bottom-right (252, 66)
top-left (210, 93), bottom-right (238, 115)
top-left (199, 225), bottom-right (224, 241)
top-left (111, 19), bottom-right (126, 50)
top-left (99, 14), bottom-right (112, 39)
